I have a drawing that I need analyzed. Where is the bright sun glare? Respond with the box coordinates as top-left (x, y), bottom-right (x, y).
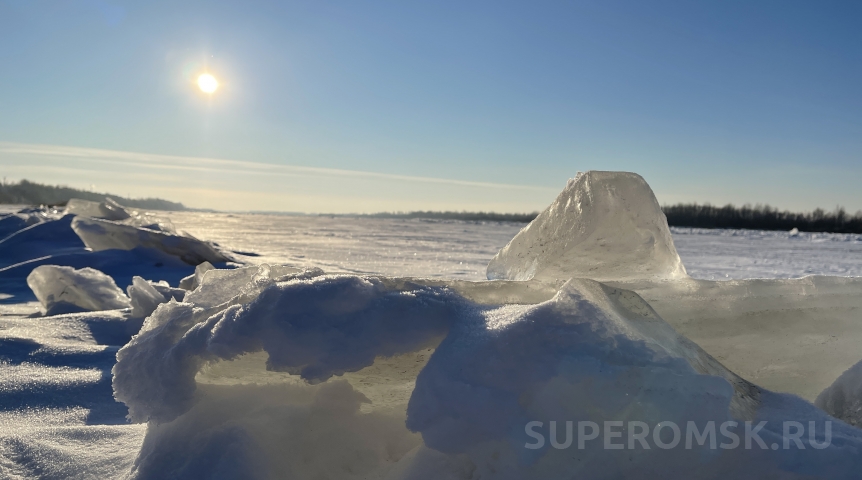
top-left (197, 73), bottom-right (218, 94)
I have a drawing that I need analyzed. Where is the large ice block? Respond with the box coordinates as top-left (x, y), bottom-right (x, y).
top-left (487, 171), bottom-right (687, 283)
top-left (27, 265), bottom-right (131, 315)
top-left (71, 216), bottom-right (232, 265)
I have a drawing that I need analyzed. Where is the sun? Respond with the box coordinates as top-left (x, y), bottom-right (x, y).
top-left (197, 73), bottom-right (218, 94)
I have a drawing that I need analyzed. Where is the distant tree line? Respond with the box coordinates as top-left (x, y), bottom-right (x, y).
top-left (5, 179), bottom-right (858, 233)
top-left (367, 204), bottom-right (862, 234)
top-left (364, 211), bottom-right (539, 223)
top-left (0, 179), bottom-right (185, 211)
top-left (662, 203), bottom-right (862, 234)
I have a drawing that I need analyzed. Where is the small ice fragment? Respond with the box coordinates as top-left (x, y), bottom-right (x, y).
top-left (178, 261), bottom-right (215, 291)
top-left (127, 276), bottom-right (183, 318)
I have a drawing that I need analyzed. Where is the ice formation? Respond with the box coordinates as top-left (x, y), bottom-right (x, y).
top-left (1, 201), bottom-right (236, 319)
top-left (127, 276), bottom-right (185, 318)
top-left (4, 170), bottom-right (862, 478)
top-left (816, 359), bottom-right (862, 427)
top-left (64, 197), bottom-right (177, 233)
top-left (622, 275), bottom-right (862, 401)
top-left (178, 261), bottom-right (215, 290)
top-left (27, 265), bottom-right (131, 315)
top-left (113, 269), bottom-right (862, 479)
top-left (65, 198), bottom-right (131, 221)
top-left (487, 171), bottom-right (687, 283)
top-left (72, 216), bottom-right (231, 265)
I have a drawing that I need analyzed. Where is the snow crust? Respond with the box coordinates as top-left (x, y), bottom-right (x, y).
top-left (26, 265), bottom-right (130, 315)
top-left (487, 171), bottom-right (687, 283)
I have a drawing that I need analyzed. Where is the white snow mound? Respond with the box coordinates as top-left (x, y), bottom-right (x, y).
top-left (113, 268), bottom-right (862, 479)
top-left (27, 265), bottom-right (131, 315)
top-left (487, 171), bottom-right (687, 283)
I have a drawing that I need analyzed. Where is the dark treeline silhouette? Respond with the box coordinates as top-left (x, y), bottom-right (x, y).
top-left (363, 211), bottom-right (539, 223)
top-left (366, 204), bottom-right (862, 234)
top-left (663, 203), bottom-right (862, 234)
top-left (0, 179), bottom-right (185, 211)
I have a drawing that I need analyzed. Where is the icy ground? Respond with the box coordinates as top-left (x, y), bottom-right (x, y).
top-left (1, 183), bottom-right (862, 479)
top-left (165, 211), bottom-right (862, 281)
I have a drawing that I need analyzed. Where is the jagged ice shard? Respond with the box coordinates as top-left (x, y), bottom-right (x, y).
top-left (107, 171), bottom-right (862, 479)
top-left (487, 171), bottom-right (687, 283)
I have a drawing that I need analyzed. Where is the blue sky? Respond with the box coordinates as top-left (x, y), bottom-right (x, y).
top-left (1, 0), bottom-right (860, 212)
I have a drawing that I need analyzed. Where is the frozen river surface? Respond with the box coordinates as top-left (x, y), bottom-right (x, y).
top-left (1, 209), bottom-right (862, 479)
top-left (167, 211), bottom-right (862, 281)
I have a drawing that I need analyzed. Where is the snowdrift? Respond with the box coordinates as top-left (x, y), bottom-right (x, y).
top-left (113, 267), bottom-right (862, 479)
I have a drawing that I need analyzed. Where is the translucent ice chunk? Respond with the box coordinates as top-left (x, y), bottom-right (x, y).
top-left (71, 216), bottom-right (232, 265)
top-left (487, 171), bottom-right (687, 283)
top-left (816, 359), bottom-right (862, 427)
top-left (27, 265), bottom-right (131, 315)
top-left (65, 198), bottom-right (131, 221)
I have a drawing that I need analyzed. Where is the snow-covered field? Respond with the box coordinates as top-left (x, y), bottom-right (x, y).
top-left (2, 172), bottom-right (862, 479)
top-left (165, 211), bottom-right (862, 281)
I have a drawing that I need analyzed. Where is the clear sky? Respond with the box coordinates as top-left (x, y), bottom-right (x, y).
top-left (1, 0), bottom-right (860, 213)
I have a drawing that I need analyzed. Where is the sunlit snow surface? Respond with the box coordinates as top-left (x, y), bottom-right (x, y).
top-left (671, 227), bottom-right (862, 279)
top-left (1, 204), bottom-right (862, 479)
top-left (168, 211), bottom-right (862, 281)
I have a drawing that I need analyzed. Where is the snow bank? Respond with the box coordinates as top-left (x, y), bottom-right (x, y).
top-left (71, 216), bottom-right (232, 265)
top-left (487, 171), bottom-right (687, 283)
top-left (113, 269), bottom-right (862, 479)
top-left (816, 360), bottom-right (862, 427)
top-left (0, 215), bottom-right (86, 269)
top-left (27, 265), bottom-right (131, 315)
top-left (0, 207), bottom-right (54, 240)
